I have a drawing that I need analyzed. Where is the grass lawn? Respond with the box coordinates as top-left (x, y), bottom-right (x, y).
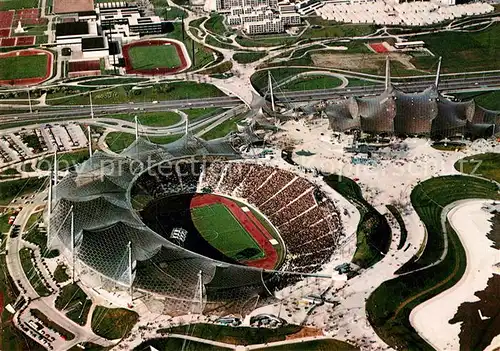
top-left (183, 107), bottom-right (223, 121)
top-left (165, 24), bottom-right (217, 71)
top-left (0, 210), bottom-right (14, 234)
top-left (24, 227), bottom-right (59, 258)
top-left (0, 55), bottom-right (47, 80)
top-left (412, 23), bottom-right (500, 72)
top-left (37, 150), bottom-right (89, 171)
top-left (128, 44), bottom-right (181, 70)
top-left (0, 177), bottom-right (47, 205)
top-left (105, 132), bottom-right (182, 153)
top-left (253, 339), bottom-right (359, 351)
top-left (235, 35), bottom-right (298, 48)
top-left (324, 175), bottom-right (391, 268)
top-left (25, 211), bottom-right (42, 231)
top-left (157, 324), bottom-right (302, 345)
top-left (55, 283), bottom-right (91, 326)
top-left (251, 68), bottom-right (317, 93)
top-left (82, 77), bottom-right (149, 86)
top-left (154, 6), bottom-right (186, 20)
top-left (30, 309), bottom-right (74, 340)
top-left (233, 52), bottom-right (266, 64)
top-left (0, 237), bottom-right (44, 351)
top-left (386, 205), bottom-right (408, 250)
top-left (106, 111), bottom-right (182, 127)
top-left (91, 306), bottom-right (138, 340)
top-left (191, 203), bottom-right (264, 260)
top-left (47, 82), bottom-right (225, 105)
top-left (458, 90), bottom-right (500, 111)
top-left (205, 14), bottom-right (228, 37)
top-left (201, 116), bottom-right (244, 140)
top-left (0, 168), bottom-right (19, 176)
top-left (367, 175), bottom-right (500, 350)
top-left (282, 75), bottom-right (343, 91)
top-left (135, 338), bottom-right (231, 351)
top-left (303, 16), bottom-right (376, 38)
top-left (53, 263), bottom-right (69, 283)
top-left (0, 0), bottom-right (38, 10)
top-left (19, 248), bottom-right (51, 297)
top-left (454, 153), bottom-right (500, 183)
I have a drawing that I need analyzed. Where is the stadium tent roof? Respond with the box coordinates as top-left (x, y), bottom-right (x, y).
top-left (325, 98), bottom-right (360, 132)
top-left (356, 88), bottom-right (397, 134)
top-left (431, 98), bottom-right (474, 138)
top-left (393, 87), bottom-right (438, 135)
top-left (49, 136), bottom-right (275, 314)
top-left (324, 84), bottom-right (499, 138)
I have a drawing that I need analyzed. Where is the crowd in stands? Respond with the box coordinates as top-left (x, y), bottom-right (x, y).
top-left (201, 162), bottom-right (343, 275)
top-left (133, 161), bottom-right (343, 277)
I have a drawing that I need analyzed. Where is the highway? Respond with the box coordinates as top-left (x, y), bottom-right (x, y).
top-left (1, 75), bottom-right (500, 125)
top-left (0, 96), bottom-right (243, 124)
top-left (277, 75), bottom-right (500, 101)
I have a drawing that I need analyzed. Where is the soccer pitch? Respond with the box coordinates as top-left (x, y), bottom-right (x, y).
top-left (0, 54), bottom-right (47, 80)
top-left (191, 203), bottom-right (264, 261)
top-left (128, 44), bottom-right (181, 70)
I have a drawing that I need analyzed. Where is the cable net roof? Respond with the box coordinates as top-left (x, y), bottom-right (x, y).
top-left (325, 85), bottom-right (498, 138)
top-left (50, 135), bottom-right (314, 315)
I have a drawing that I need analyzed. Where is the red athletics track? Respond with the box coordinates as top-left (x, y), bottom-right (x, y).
top-left (191, 194), bottom-right (278, 270)
top-left (0, 49), bottom-right (53, 86)
top-left (122, 39), bottom-right (188, 75)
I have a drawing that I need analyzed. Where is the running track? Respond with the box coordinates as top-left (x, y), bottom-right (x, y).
top-left (122, 39), bottom-right (188, 75)
top-left (191, 194), bottom-right (278, 270)
top-left (0, 49), bottom-right (53, 86)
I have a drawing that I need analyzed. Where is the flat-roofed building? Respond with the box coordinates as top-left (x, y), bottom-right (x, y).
top-left (55, 21), bottom-right (99, 44)
top-left (82, 36), bottom-right (109, 58)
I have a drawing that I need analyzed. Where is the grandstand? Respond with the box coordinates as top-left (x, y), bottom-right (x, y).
top-left (48, 133), bottom-right (343, 316)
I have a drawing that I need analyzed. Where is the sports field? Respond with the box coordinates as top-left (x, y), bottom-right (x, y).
top-left (0, 53), bottom-right (47, 80)
top-left (0, 0), bottom-right (38, 10)
top-left (128, 44), bottom-right (181, 70)
top-left (191, 203), bottom-right (265, 261)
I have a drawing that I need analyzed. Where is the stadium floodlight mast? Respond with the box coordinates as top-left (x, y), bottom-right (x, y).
top-left (135, 115), bottom-right (139, 141)
top-left (435, 56), bottom-right (442, 89)
top-left (268, 71), bottom-right (275, 112)
top-left (53, 148), bottom-right (58, 186)
top-left (70, 207), bottom-right (76, 283)
top-left (87, 126), bottom-right (92, 157)
top-left (198, 270), bottom-right (203, 313)
top-left (27, 86), bottom-right (32, 113)
top-left (385, 55), bottom-right (391, 90)
top-left (89, 91), bottom-right (94, 119)
top-left (128, 241), bottom-right (133, 303)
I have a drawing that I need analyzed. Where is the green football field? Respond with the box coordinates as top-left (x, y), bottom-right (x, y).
top-left (128, 44), bottom-right (182, 70)
top-left (0, 54), bottom-right (48, 80)
top-left (191, 203), bottom-right (264, 261)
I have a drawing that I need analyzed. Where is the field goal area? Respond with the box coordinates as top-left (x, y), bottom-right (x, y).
top-left (191, 203), bottom-right (265, 261)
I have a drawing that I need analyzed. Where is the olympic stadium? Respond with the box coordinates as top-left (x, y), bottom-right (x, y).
top-left (48, 134), bottom-right (343, 316)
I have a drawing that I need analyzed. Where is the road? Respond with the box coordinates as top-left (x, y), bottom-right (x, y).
top-left (0, 96), bottom-right (243, 124)
top-left (275, 74), bottom-right (500, 102)
top-left (2, 74), bottom-right (500, 126)
top-left (4, 195), bottom-right (114, 350)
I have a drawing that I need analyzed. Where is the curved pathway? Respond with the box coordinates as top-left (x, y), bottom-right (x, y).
top-left (410, 199), bottom-right (500, 351)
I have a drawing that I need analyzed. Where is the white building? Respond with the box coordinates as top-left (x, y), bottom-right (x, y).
top-left (225, 0), bottom-right (300, 34)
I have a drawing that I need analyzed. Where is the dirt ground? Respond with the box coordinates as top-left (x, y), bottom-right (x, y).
top-left (310, 52), bottom-right (416, 73)
top-left (449, 274), bottom-right (500, 351)
top-left (53, 0), bottom-right (93, 14)
top-left (286, 326), bottom-right (323, 340)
